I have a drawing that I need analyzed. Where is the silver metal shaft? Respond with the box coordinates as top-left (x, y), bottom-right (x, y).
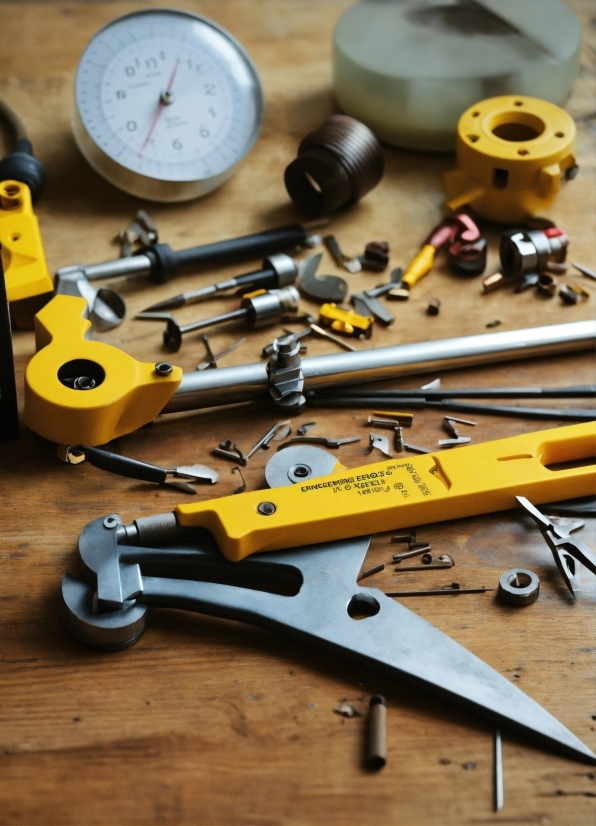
top-left (162, 320), bottom-right (595, 413)
top-left (81, 255), bottom-right (153, 281)
top-left (180, 307), bottom-right (247, 334)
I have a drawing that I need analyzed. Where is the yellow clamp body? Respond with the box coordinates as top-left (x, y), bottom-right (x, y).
top-left (319, 303), bottom-right (373, 338)
top-left (241, 288), bottom-right (267, 299)
top-left (443, 96), bottom-right (577, 224)
top-left (23, 295), bottom-right (182, 446)
top-left (0, 180), bottom-right (53, 325)
top-left (402, 244), bottom-right (437, 290)
top-left (176, 422), bottom-right (596, 562)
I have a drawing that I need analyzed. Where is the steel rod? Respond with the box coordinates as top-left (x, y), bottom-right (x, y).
top-left (162, 320), bottom-right (596, 413)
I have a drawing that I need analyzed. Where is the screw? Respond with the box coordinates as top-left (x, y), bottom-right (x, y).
top-left (293, 465), bottom-right (309, 477)
top-left (155, 362), bottom-right (173, 376)
top-left (73, 376), bottom-right (96, 390)
top-left (257, 502), bottom-right (276, 516)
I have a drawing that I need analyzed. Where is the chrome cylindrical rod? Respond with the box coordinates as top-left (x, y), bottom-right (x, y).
top-left (83, 255), bottom-right (153, 281)
top-left (162, 320), bottom-right (596, 413)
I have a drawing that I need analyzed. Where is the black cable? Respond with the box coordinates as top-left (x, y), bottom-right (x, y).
top-left (0, 99), bottom-right (45, 201)
top-left (0, 100), bottom-right (28, 142)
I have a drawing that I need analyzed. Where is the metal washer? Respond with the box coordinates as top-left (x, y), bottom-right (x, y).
top-left (498, 568), bottom-right (540, 606)
top-left (265, 445), bottom-right (340, 488)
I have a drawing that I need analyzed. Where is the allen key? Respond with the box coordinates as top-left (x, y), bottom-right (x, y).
top-left (393, 544), bottom-right (431, 562)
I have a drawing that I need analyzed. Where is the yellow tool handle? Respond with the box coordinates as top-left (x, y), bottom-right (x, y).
top-left (0, 180), bottom-right (53, 308)
top-left (176, 422), bottom-right (596, 561)
top-left (401, 244), bottom-right (436, 289)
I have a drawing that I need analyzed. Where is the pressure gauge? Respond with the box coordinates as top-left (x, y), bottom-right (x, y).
top-left (73, 9), bottom-right (263, 202)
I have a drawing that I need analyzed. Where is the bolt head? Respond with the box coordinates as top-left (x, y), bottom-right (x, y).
top-left (73, 376), bottom-right (96, 390)
top-left (155, 362), bottom-right (174, 376)
top-left (257, 502), bottom-right (276, 516)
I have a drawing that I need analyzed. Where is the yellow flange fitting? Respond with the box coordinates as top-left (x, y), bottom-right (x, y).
top-left (0, 180), bottom-right (53, 326)
top-left (23, 295), bottom-right (182, 446)
top-left (443, 96), bottom-right (577, 224)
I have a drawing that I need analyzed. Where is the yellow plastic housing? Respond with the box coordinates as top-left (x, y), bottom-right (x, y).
top-left (443, 96), bottom-right (577, 223)
top-left (23, 295), bottom-right (182, 446)
top-left (319, 303), bottom-right (373, 337)
top-left (0, 180), bottom-right (53, 304)
top-left (402, 244), bottom-right (436, 290)
top-left (176, 422), bottom-right (595, 561)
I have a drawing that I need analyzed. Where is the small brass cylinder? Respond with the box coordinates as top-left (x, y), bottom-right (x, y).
top-left (367, 695), bottom-right (387, 770)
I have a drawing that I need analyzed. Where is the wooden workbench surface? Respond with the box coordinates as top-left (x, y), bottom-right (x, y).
top-left (1, 2), bottom-right (595, 824)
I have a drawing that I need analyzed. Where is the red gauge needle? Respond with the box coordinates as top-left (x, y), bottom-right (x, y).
top-left (139, 59), bottom-right (180, 156)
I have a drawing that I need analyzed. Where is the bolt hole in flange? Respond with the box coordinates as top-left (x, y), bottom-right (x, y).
top-left (348, 593), bottom-right (380, 620)
top-left (491, 112), bottom-right (544, 143)
top-left (58, 359), bottom-right (105, 390)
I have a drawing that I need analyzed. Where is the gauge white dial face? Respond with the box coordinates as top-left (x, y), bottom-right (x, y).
top-left (75, 10), bottom-right (262, 183)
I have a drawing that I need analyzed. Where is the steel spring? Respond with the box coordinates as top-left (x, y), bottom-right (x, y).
top-left (284, 114), bottom-right (384, 217)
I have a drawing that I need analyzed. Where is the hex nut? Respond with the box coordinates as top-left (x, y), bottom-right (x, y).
top-left (498, 568), bottom-right (540, 606)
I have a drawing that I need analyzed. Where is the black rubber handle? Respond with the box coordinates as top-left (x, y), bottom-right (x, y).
top-left (75, 445), bottom-right (167, 484)
top-left (174, 224), bottom-right (307, 272)
top-left (233, 266), bottom-right (276, 290)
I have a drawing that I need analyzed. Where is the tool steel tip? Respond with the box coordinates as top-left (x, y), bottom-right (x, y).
top-left (140, 295), bottom-right (185, 313)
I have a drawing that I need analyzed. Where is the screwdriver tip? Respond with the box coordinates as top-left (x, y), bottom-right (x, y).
top-left (140, 296), bottom-right (185, 313)
top-left (135, 311), bottom-right (175, 321)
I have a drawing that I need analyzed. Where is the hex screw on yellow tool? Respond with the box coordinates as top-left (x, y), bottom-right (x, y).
top-left (443, 95), bottom-right (577, 224)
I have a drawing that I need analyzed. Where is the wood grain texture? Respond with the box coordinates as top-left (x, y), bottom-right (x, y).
top-left (0, 2), bottom-right (595, 824)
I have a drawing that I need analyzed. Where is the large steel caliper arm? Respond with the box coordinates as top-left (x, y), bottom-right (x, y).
top-left (62, 514), bottom-right (595, 765)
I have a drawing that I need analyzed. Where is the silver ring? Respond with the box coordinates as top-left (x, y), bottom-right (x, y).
top-left (498, 569), bottom-right (540, 606)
